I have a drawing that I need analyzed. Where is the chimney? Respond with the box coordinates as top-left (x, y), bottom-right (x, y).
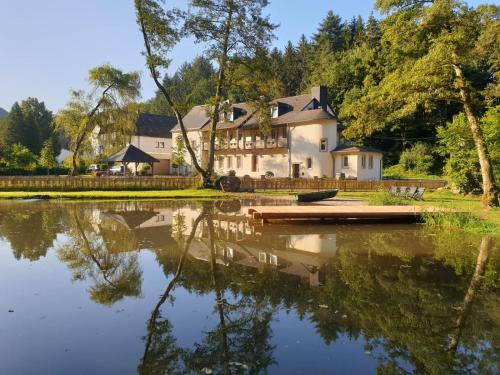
top-left (311, 86), bottom-right (328, 110)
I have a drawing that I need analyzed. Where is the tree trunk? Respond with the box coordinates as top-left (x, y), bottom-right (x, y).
top-left (453, 63), bottom-right (499, 207)
top-left (137, 12), bottom-right (210, 186)
top-left (206, 3), bottom-right (234, 185)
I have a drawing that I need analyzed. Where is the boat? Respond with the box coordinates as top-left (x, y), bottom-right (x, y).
top-left (296, 189), bottom-right (338, 203)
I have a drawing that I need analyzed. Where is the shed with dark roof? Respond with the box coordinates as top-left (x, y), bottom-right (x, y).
top-left (107, 144), bottom-right (159, 175)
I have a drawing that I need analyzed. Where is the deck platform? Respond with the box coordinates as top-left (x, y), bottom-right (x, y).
top-left (248, 205), bottom-right (444, 223)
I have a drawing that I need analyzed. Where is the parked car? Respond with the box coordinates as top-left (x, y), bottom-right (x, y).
top-left (87, 164), bottom-right (101, 173)
top-left (109, 165), bottom-right (126, 176)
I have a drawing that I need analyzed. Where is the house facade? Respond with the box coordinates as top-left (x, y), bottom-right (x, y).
top-left (172, 86), bottom-right (383, 180)
top-left (93, 113), bottom-right (177, 175)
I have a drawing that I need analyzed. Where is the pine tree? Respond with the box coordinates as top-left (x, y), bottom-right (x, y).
top-left (313, 11), bottom-right (345, 52)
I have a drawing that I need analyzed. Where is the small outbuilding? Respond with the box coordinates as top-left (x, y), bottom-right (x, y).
top-left (107, 144), bottom-right (159, 176)
top-left (331, 145), bottom-right (383, 181)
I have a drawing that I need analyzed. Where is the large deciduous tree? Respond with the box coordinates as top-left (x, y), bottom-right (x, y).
top-left (55, 65), bottom-right (140, 176)
top-left (343, 0), bottom-right (499, 207)
top-left (135, 0), bottom-right (275, 187)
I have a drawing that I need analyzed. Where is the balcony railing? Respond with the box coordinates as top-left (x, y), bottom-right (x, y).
top-left (204, 138), bottom-right (288, 151)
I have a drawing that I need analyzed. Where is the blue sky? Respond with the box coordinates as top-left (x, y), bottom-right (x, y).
top-left (0, 0), bottom-right (491, 112)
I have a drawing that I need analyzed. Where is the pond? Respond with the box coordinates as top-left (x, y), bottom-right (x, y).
top-left (0, 200), bottom-right (498, 374)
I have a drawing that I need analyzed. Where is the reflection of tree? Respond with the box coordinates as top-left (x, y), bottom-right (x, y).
top-left (313, 232), bottom-right (499, 374)
top-left (57, 209), bottom-right (142, 306)
top-left (184, 215), bottom-right (275, 374)
top-left (0, 206), bottom-right (61, 261)
top-left (140, 206), bottom-right (276, 374)
top-left (448, 236), bottom-right (492, 353)
top-left (139, 207), bottom-right (206, 374)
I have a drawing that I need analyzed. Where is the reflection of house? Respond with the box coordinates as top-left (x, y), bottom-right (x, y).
top-left (172, 86), bottom-right (383, 180)
top-left (173, 207), bottom-right (337, 286)
top-left (97, 207), bottom-right (176, 252)
top-left (93, 113), bottom-right (178, 175)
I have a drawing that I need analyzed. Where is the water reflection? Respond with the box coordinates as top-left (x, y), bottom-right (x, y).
top-left (0, 200), bottom-right (498, 374)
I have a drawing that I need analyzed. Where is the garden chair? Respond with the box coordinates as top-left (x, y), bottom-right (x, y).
top-left (389, 186), bottom-right (399, 196)
top-left (406, 186), bottom-right (417, 199)
top-left (399, 186), bottom-right (408, 197)
top-left (413, 187), bottom-right (426, 200)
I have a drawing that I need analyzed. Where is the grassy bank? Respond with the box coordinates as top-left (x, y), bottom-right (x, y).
top-left (0, 189), bottom-right (234, 200)
top-left (340, 189), bottom-right (500, 235)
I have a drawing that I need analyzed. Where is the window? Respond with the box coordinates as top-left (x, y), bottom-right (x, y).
top-left (227, 111), bottom-right (234, 122)
top-left (369, 155), bottom-right (374, 169)
top-left (251, 155), bottom-right (258, 172)
top-left (218, 157), bottom-right (224, 169)
top-left (156, 141), bottom-right (165, 148)
top-left (306, 157), bottom-right (312, 169)
top-left (236, 156), bottom-right (242, 169)
top-left (259, 252), bottom-right (266, 263)
top-left (361, 155), bottom-right (366, 169)
top-left (320, 138), bottom-right (328, 152)
top-left (271, 106), bottom-right (279, 118)
top-left (227, 156), bottom-right (232, 169)
top-left (343, 156), bottom-right (349, 167)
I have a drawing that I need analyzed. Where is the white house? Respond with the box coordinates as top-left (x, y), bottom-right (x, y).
top-left (172, 86), bottom-right (383, 180)
top-left (93, 113), bottom-right (178, 175)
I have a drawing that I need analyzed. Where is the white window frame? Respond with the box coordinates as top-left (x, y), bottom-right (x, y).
top-left (236, 156), bottom-right (242, 169)
top-left (227, 156), bottom-right (232, 169)
top-left (320, 138), bottom-right (328, 152)
top-left (361, 155), bottom-right (366, 169)
top-left (271, 106), bottom-right (279, 118)
top-left (369, 155), bottom-right (374, 169)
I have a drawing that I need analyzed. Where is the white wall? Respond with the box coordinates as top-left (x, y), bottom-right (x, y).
top-left (171, 130), bottom-right (204, 175)
top-left (130, 135), bottom-right (171, 159)
top-left (356, 153), bottom-right (383, 180)
top-left (334, 152), bottom-right (383, 180)
top-left (290, 120), bottom-right (337, 178)
top-left (335, 154), bottom-right (358, 179)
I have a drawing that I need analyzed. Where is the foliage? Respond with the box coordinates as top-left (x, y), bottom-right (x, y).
top-left (171, 135), bottom-right (186, 173)
top-left (55, 65), bottom-right (140, 175)
top-left (6, 144), bottom-right (37, 169)
top-left (422, 211), bottom-right (498, 235)
top-left (143, 56), bottom-right (216, 116)
top-left (39, 139), bottom-right (58, 170)
top-left (437, 108), bottom-right (500, 193)
top-left (398, 142), bottom-right (434, 174)
top-left (0, 98), bottom-right (56, 156)
top-left (368, 188), bottom-right (409, 206)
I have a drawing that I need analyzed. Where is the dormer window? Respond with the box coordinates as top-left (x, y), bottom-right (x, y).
top-left (227, 110), bottom-right (234, 122)
top-left (271, 105), bottom-right (279, 118)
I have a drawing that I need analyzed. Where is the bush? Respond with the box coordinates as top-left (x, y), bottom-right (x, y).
top-left (368, 189), bottom-right (409, 205)
top-left (398, 143), bottom-right (434, 174)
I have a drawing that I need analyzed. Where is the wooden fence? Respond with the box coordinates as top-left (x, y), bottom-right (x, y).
top-left (0, 176), bottom-right (199, 191)
top-left (0, 175), bottom-right (446, 192)
top-left (249, 178), bottom-right (447, 191)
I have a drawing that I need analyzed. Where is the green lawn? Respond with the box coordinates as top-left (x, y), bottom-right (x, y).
top-left (0, 189), bottom-right (234, 200)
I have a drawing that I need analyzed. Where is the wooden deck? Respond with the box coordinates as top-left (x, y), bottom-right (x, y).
top-left (248, 205), bottom-right (445, 223)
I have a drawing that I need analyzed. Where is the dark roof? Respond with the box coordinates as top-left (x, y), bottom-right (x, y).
top-left (331, 145), bottom-right (383, 154)
top-left (172, 105), bottom-right (210, 131)
top-left (107, 144), bottom-right (160, 163)
top-left (136, 113), bottom-right (177, 138)
top-left (177, 88), bottom-right (337, 132)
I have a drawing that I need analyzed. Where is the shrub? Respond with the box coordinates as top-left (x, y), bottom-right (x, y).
top-left (399, 143), bottom-right (434, 174)
top-left (368, 189), bottom-right (409, 205)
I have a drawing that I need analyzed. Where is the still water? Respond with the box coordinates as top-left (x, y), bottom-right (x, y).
top-left (0, 200), bottom-right (498, 375)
